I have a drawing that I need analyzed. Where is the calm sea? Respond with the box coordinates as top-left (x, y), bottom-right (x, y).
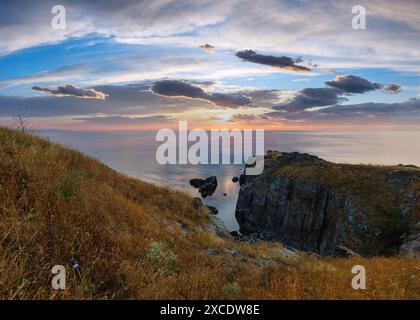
top-left (37, 130), bottom-right (420, 231)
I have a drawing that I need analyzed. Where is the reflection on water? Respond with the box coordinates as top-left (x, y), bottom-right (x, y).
top-left (38, 130), bottom-right (420, 230)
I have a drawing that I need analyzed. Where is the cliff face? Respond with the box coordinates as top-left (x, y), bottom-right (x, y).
top-left (235, 151), bottom-right (420, 257)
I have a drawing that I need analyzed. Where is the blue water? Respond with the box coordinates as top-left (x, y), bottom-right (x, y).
top-left (37, 130), bottom-right (420, 230)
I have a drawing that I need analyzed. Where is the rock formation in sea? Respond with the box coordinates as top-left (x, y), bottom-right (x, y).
top-left (189, 176), bottom-right (218, 198)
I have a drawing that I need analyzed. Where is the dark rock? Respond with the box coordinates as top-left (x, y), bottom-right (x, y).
top-left (206, 205), bottom-right (219, 215)
top-left (233, 232), bottom-right (274, 244)
top-left (400, 231), bottom-right (420, 258)
top-left (206, 248), bottom-right (219, 255)
top-left (255, 258), bottom-right (278, 266)
top-left (239, 174), bottom-right (246, 186)
top-left (399, 192), bottom-right (417, 219)
top-left (335, 245), bottom-right (361, 258)
top-left (189, 176), bottom-right (218, 198)
top-left (190, 179), bottom-right (204, 188)
top-left (223, 193), bottom-right (227, 197)
top-left (230, 231), bottom-right (240, 237)
top-left (232, 177), bottom-right (239, 183)
top-left (235, 151), bottom-right (420, 257)
top-left (223, 247), bottom-right (243, 257)
top-left (207, 215), bottom-right (231, 238)
top-left (386, 170), bottom-right (418, 189)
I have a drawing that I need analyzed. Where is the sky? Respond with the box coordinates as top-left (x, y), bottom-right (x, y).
top-left (0, 0), bottom-right (419, 131)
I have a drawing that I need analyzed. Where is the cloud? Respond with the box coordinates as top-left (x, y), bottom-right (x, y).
top-left (1, 0), bottom-right (420, 77)
top-left (151, 80), bottom-right (251, 108)
top-left (206, 93), bottom-right (251, 108)
top-left (325, 75), bottom-right (403, 95)
top-left (273, 88), bottom-right (345, 112)
top-left (0, 82), bottom-right (224, 118)
top-left (0, 0), bottom-right (238, 54)
top-left (199, 44), bottom-right (216, 54)
top-left (319, 98), bottom-right (420, 117)
top-left (32, 84), bottom-right (108, 100)
top-left (273, 73), bottom-right (404, 112)
top-left (323, 69), bottom-right (343, 75)
top-left (229, 113), bottom-right (269, 122)
top-left (267, 98), bottom-right (420, 124)
top-left (235, 50), bottom-right (311, 72)
top-left (0, 64), bottom-right (91, 88)
top-left (152, 80), bottom-right (205, 99)
top-left (75, 115), bottom-right (172, 125)
top-left (383, 83), bottom-right (403, 94)
top-left (325, 75), bottom-right (382, 94)
top-left (2, 47), bottom-right (263, 90)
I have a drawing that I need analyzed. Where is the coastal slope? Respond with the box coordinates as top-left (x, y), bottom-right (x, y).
top-left (0, 128), bottom-right (418, 299)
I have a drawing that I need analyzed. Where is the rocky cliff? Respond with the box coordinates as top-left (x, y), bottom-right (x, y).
top-left (235, 151), bottom-right (420, 257)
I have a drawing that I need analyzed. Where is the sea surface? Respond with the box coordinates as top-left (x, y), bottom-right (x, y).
top-left (37, 130), bottom-right (420, 231)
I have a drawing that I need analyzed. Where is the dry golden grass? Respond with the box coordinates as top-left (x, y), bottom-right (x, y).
top-left (0, 127), bottom-right (419, 299)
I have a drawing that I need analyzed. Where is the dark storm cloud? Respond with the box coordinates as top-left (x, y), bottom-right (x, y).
top-left (33, 84), bottom-right (108, 100)
top-left (235, 50), bottom-right (311, 72)
top-left (151, 80), bottom-right (251, 108)
top-left (273, 88), bottom-right (345, 112)
top-left (325, 75), bottom-right (382, 94)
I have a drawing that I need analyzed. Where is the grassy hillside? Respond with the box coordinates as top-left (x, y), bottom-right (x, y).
top-left (0, 127), bottom-right (419, 299)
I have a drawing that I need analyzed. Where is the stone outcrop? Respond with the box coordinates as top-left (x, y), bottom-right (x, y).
top-left (400, 232), bottom-right (420, 257)
top-left (235, 151), bottom-right (420, 257)
top-left (206, 205), bottom-right (219, 215)
top-left (190, 176), bottom-right (218, 198)
top-left (207, 215), bottom-right (231, 238)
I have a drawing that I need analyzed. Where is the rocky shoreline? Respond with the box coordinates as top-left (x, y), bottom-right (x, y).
top-left (235, 151), bottom-right (420, 257)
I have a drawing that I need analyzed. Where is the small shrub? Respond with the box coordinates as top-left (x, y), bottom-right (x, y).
top-left (146, 241), bottom-right (179, 273)
top-left (58, 183), bottom-right (77, 199)
top-left (81, 279), bottom-right (97, 297)
top-left (221, 282), bottom-right (240, 299)
top-left (58, 169), bottom-right (87, 199)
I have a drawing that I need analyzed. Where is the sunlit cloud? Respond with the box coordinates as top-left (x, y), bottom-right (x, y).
top-left (151, 80), bottom-right (252, 108)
